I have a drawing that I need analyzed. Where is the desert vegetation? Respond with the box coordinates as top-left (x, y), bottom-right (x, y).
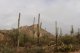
top-left (0, 13), bottom-right (80, 53)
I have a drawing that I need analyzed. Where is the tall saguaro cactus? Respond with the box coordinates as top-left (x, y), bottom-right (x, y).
top-left (40, 22), bottom-right (42, 30)
top-left (78, 28), bottom-right (80, 35)
top-left (37, 13), bottom-right (40, 46)
top-left (33, 17), bottom-right (35, 40)
top-left (55, 21), bottom-right (58, 52)
top-left (60, 28), bottom-right (62, 37)
top-left (17, 12), bottom-right (21, 47)
top-left (70, 25), bottom-right (74, 35)
top-left (77, 28), bottom-right (80, 38)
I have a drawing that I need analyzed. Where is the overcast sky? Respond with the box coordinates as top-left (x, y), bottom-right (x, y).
top-left (0, 0), bottom-right (80, 34)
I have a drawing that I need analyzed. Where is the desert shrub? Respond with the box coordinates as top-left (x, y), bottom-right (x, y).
top-left (8, 29), bottom-right (18, 47)
top-left (39, 35), bottom-right (54, 46)
top-left (43, 45), bottom-right (54, 53)
top-left (39, 36), bottom-right (49, 46)
top-left (0, 45), bottom-right (15, 53)
top-left (56, 34), bottom-right (80, 52)
top-left (61, 35), bottom-right (73, 45)
top-left (57, 44), bottom-right (73, 52)
top-left (25, 46), bottom-right (44, 53)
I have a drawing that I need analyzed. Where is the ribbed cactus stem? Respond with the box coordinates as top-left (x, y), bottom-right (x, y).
top-left (40, 22), bottom-right (42, 30)
top-left (78, 28), bottom-right (80, 35)
top-left (60, 27), bottom-right (62, 37)
top-left (33, 17), bottom-right (35, 40)
top-left (17, 12), bottom-right (21, 47)
top-left (55, 21), bottom-right (58, 52)
top-left (37, 13), bottom-right (40, 46)
top-left (70, 25), bottom-right (74, 35)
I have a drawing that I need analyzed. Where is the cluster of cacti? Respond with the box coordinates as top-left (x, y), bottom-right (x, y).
top-left (32, 13), bottom-right (42, 46)
top-left (1, 13), bottom-right (80, 53)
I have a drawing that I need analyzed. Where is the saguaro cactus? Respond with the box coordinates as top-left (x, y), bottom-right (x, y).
top-left (78, 28), bottom-right (80, 35)
top-left (17, 12), bottom-right (21, 47)
top-left (33, 17), bottom-right (35, 40)
top-left (70, 25), bottom-right (74, 35)
top-left (55, 21), bottom-right (58, 52)
top-left (77, 28), bottom-right (80, 38)
top-left (40, 22), bottom-right (42, 30)
top-left (37, 13), bottom-right (40, 46)
top-left (60, 28), bottom-right (62, 37)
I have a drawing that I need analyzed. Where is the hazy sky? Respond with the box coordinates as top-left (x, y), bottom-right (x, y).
top-left (0, 0), bottom-right (80, 34)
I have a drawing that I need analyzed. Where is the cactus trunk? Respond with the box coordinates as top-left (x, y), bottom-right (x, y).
top-left (17, 13), bottom-right (21, 47)
top-left (33, 17), bottom-right (35, 40)
top-left (55, 21), bottom-right (58, 52)
top-left (37, 13), bottom-right (40, 46)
